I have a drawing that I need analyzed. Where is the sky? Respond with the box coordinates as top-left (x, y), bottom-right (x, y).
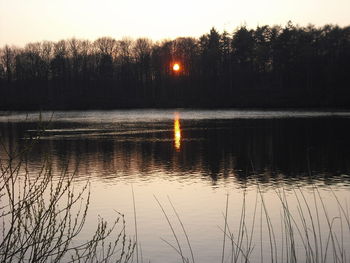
top-left (1, 0), bottom-right (350, 47)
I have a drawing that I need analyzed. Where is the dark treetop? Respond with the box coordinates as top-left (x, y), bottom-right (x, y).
top-left (1, 23), bottom-right (350, 110)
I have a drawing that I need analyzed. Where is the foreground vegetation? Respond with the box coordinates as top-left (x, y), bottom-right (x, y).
top-left (1, 23), bottom-right (350, 109)
top-left (158, 186), bottom-right (350, 263)
top-left (0, 132), bottom-right (135, 262)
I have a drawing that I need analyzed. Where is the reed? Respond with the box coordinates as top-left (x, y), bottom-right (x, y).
top-left (157, 186), bottom-right (350, 263)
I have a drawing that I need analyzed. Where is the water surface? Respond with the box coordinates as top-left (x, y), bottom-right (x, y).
top-left (1, 109), bottom-right (350, 262)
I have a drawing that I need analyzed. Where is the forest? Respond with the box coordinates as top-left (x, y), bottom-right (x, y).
top-left (1, 22), bottom-right (350, 109)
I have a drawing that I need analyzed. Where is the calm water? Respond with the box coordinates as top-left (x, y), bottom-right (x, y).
top-left (1, 109), bottom-right (350, 262)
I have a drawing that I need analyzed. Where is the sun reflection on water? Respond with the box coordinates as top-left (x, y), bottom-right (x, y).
top-left (174, 113), bottom-right (181, 151)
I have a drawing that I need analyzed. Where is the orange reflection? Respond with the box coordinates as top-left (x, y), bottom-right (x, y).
top-left (174, 113), bottom-right (181, 150)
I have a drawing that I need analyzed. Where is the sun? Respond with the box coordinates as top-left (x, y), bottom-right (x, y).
top-left (173, 63), bottom-right (180, 72)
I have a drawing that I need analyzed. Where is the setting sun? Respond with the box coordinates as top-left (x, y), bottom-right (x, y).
top-left (173, 63), bottom-right (180, 72)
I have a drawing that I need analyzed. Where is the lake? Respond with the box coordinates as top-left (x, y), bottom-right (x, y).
top-left (1, 109), bottom-right (350, 263)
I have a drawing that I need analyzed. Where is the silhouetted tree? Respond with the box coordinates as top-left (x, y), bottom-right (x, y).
top-left (1, 45), bottom-right (17, 83)
top-left (133, 38), bottom-right (152, 98)
top-left (1, 23), bottom-right (350, 109)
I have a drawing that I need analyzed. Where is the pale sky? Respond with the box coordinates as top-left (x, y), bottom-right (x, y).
top-left (1, 0), bottom-right (350, 47)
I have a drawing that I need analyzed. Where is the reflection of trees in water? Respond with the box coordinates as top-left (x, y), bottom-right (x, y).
top-left (1, 118), bottom-right (350, 187)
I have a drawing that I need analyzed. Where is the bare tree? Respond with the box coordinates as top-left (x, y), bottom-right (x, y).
top-left (0, 45), bottom-right (17, 82)
top-left (94, 37), bottom-right (117, 58)
top-left (133, 38), bottom-right (152, 85)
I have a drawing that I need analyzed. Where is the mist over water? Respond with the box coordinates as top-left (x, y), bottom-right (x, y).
top-left (1, 109), bottom-right (350, 262)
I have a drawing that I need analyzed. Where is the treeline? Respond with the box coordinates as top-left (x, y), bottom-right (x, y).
top-left (1, 22), bottom-right (350, 110)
